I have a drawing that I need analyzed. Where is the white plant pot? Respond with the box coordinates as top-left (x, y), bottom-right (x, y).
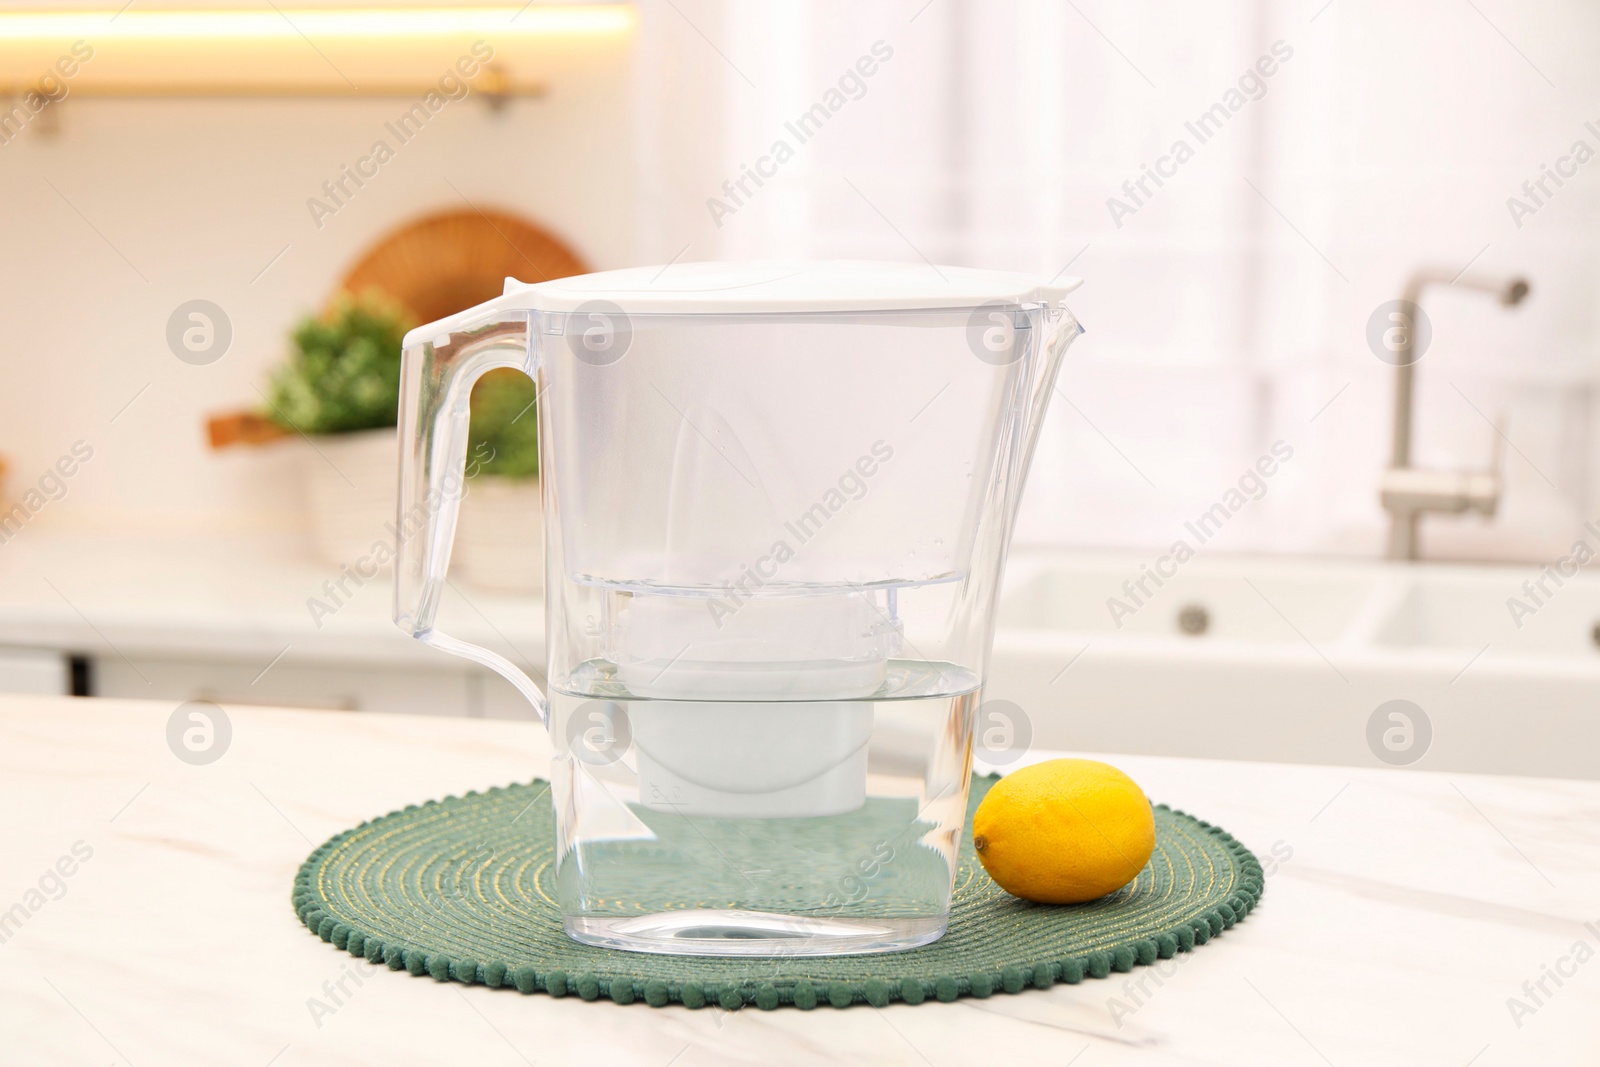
top-left (452, 475), bottom-right (543, 594)
top-left (301, 428), bottom-right (398, 568)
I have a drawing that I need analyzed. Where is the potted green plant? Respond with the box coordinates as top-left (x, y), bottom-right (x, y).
top-left (454, 369), bottom-right (543, 593)
top-left (264, 291), bottom-right (412, 567)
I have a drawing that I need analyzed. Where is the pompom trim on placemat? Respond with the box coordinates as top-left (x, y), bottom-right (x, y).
top-left (292, 777), bottom-right (1263, 1010)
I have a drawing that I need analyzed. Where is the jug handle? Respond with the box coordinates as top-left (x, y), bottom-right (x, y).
top-left (393, 309), bottom-right (549, 723)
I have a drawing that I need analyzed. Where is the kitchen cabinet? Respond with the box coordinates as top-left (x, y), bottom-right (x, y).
top-left (0, 531), bottom-right (542, 718)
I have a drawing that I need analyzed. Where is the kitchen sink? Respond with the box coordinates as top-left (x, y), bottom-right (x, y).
top-left (1372, 574), bottom-right (1600, 658)
top-left (988, 551), bottom-right (1600, 780)
top-left (1000, 565), bottom-right (1376, 644)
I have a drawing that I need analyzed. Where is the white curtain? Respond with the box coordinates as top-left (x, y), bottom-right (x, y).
top-left (634, 0), bottom-right (1600, 562)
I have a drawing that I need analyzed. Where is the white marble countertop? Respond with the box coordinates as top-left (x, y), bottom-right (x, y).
top-left (2, 696), bottom-right (1596, 1065)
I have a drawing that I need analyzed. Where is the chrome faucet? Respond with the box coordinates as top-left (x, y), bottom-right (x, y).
top-left (1380, 269), bottom-right (1529, 561)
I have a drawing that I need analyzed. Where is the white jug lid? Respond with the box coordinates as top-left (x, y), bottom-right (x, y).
top-left (510, 260), bottom-right (1082, 314)
top-left (405, 260), bottom-right (1082, 346)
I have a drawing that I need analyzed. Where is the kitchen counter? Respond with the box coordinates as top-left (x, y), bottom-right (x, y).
top-left (0, 531), bottom-right (542, 715)
top-left (1, 696), bottom-right (1595, 1065)
top-left (2, 532), bottom-right (1598, 775)
top-left (0, 530), bottom-right (541, 668)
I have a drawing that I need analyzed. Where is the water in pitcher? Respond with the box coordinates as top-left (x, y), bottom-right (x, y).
top-left (548, 658), bottom-right (979, 956)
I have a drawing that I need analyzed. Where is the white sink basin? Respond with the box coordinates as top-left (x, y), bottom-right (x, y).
top-left (1001, 565), bottom-right (1376, 644)
top-left (1372, 574), bottom-right (1600, 658)
top-left (989, 551), bottom-right (1600, 780)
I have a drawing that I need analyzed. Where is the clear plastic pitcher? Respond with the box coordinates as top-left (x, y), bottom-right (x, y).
top-left (395, 261), bottom-right (1082, 956)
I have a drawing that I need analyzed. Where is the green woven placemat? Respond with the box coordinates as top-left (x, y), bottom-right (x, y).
top-left (293, 775), bottom-right (1263, 1010)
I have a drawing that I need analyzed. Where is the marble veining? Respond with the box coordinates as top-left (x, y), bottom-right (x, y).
top-left (0, 696), bottom-right (1596, 1065)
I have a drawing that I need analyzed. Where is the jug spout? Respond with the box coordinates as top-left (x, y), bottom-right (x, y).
top-left (1029, 302), bottom-right (1084, 442)
top-left (1010, 299), bottom-right (1084, 527)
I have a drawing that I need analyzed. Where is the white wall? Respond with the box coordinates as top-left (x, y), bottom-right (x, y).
top-left (0, 12), bottom-right (639, 535)
top-left (3, 0), bottom-right (1597, 565)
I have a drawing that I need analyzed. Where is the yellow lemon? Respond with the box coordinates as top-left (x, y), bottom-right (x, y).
top-left (972, 758), bottom-right (1156, 904)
